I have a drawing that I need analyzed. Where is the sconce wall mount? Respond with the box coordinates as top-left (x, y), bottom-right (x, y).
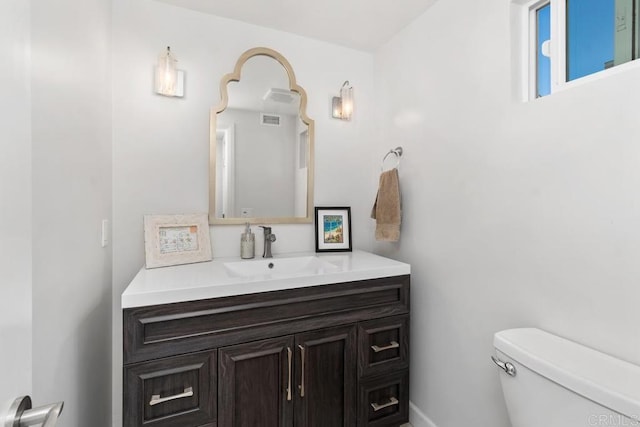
top-left (332, 81), bottom-right (353, 121)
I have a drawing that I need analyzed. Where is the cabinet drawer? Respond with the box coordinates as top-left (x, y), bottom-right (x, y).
top-left (124, 351), bottom-right (217, 427)
top-left (358, 315), bottom-right (409, 377)
top-left (358, 370), bottom-right (409, 427)
top-left (124, 275), bottom-right (410, 364)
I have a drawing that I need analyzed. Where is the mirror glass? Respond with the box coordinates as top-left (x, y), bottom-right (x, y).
top-left (209, 48), bottom-right (314, 225)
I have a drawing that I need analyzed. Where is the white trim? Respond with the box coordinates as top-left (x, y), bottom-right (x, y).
top-left (514, 0), bottom-right (551, 101)
top-left (527, 2), bottom-right (538, 101)
top-left (552, 53), bottom-right (640, 93)
top-left (550, 0), bottom-right (565, 91)
top-left (409, 401), bottom-right (438, 427)
top-left (529, 0), bottom-right (551, 100)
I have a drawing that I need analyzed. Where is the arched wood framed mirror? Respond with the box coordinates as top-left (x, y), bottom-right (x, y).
top-left (209, 47), bottom-right (315, 225)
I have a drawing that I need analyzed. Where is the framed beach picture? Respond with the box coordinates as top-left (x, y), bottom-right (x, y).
top-left (143, 213), bottom-right (213, 268)
top-left (314, 207), bottom-right (352, 252)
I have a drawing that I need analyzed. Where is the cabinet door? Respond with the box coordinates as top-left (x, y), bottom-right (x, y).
top-left (294, 325), bottom-right (357, 427)
top-left (218, 336), bottom-right (295, 427)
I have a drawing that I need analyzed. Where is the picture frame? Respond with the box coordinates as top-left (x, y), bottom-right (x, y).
top-left (143, 213), bottom-right (212, 269)
top-left (314, 207), bottom-right (352, 252)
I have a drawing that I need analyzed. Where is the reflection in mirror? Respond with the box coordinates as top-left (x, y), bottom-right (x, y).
top-left (209, 48), bottom-right (314, 225)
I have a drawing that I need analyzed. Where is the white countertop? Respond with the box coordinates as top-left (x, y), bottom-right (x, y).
top-left (122, 250), bottom-right (410, 308)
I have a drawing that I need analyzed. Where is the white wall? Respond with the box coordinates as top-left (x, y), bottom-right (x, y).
top-left (0, 0), bottom-right (32, 415)
top-left (31, 0), bottom-right (113, 425)
top-left (218, 108), bottom-right (296, 218)
top-left (111, 1), bottom-right (375, 424)
top-left (374, 1), bottom-right (640, 426)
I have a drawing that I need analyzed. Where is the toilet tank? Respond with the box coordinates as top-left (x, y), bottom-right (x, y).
top-left (493, 328), bottom-right (640, 427)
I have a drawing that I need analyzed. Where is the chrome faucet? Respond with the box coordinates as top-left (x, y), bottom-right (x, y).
top-left (259, 226), bottom-right (276, 258)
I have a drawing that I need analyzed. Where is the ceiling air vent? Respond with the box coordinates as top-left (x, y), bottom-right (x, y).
top-left (261, 113), bottom-right (281, 126)
top-left (263, 88), bottom-right (295, 104)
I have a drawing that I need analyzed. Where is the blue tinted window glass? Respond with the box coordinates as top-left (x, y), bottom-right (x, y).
top-left (537, 4), bottom-right (551, 97)
top-left (566, 0), bottom-right (614, 81)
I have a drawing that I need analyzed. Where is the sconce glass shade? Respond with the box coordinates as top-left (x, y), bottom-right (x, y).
top-left (331, 81), bottom-right (353, 120)
top-left (155, 46), bottom-right (178, 96)
top-left (340, 83), bottom-right (353, 120)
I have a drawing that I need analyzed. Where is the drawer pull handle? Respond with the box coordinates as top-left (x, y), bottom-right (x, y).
top-left (286, 347), bottom-right (292, 401)
top-left (371, 341), bottom-right (399, 353)
top-left (371, 396), bottom-right (399, 412)
top-left (298, 345), bottom-right (305, 398)
top-left (149, 387), bottom-right (194, 406)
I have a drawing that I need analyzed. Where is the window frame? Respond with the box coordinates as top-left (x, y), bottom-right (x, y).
top-left (525, 0), bottom-right (566, 98)
top-left (529, 0), bottom-right (551, 99)
top-left (516, 0), bottom-right (640, 101)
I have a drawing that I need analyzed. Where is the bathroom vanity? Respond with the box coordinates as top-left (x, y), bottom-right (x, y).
top-left (122, 250), bottom-right (410, 427)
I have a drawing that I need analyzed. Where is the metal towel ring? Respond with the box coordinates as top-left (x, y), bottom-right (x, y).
top-left (381, 147), bottom-right (403, 171)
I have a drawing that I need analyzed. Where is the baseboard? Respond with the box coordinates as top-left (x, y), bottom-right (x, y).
top-left (409, 401), bottom-right (438, 427)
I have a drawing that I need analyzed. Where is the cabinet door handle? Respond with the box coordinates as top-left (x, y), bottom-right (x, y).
top-left (371, 341), bottom-right (399, 353)
top-left (149, 386), bottom-right (194, 406)
top-left (298, 345), bottom-right (305, 398)
top-left (370, 396), bottom-right (399, 412)
top-left (286, 347), bottom-right (292, 401)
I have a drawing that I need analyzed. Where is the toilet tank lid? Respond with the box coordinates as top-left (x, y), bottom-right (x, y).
top-left (494, 328), bottom-right (640, 420)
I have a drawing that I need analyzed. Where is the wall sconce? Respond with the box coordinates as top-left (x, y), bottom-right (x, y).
top-left (155, 46), bottom-right (184, 97)
top-left (332, 81), bottom-right (353, 120)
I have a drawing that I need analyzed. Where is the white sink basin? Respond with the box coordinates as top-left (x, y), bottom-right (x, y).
top-left (123, 250), bottom-right (411, 308)
top-left (224, 256), bottom-right (338, 278)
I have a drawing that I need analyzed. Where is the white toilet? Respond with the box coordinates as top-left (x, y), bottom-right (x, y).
top-left (492, 328), bottom-right (640, 427)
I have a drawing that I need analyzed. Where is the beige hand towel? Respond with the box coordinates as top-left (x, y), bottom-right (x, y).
top-left (371, 168), bottom-right (401, 241)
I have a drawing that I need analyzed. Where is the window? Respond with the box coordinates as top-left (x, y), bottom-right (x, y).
top-left (536, 3), bottom-right (552, 97)
top-left (566, 0), bottom-right (616, 81)
top-left (522, 0), bottom-right (640, 99)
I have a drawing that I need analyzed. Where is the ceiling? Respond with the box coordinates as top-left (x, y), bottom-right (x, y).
top-left (155, 0), bottom-right (439, 52)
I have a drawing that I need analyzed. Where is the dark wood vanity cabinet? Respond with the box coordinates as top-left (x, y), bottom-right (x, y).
top-left (123, 275), bottom-right (410, 427)
top-left (218, 336), bottom-right (293, 427)
top-left (218, 325), bottom-right (357, 427)
top-left (293, 325), bottom-right (358, 426)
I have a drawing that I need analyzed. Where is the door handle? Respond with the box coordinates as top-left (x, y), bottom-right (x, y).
top-left (286, 347), bottom-right (292, 401)
top-left (298, 345), bottom-right (305, 398)
top-left (149, 386), bottom-right (194, 406)
top-left (371, 396), bottom-right (399, 412)
top-left (5, 396), bottom-right (64, 427)
top-left (371, 341), bottom-right (399, 353)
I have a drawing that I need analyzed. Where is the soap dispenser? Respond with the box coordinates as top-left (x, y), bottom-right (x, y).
top-left (240, 222), bottom-right (255, 259)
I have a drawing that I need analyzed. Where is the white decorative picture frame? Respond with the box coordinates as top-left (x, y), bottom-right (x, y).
top-left (144, 213), bottom-right (212, 269)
